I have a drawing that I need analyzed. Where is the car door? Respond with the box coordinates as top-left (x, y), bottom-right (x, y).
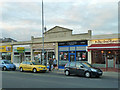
top-left (69, 62), bottom-right (76, 74)
top-left (76, 63), bottom-right (85, 76)
top-left (26, 62), bottom-right (33, 71)
top-left (22, 62), bottom-right (28, 71)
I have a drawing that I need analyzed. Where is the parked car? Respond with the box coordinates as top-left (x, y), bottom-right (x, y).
top-left (64, 62), bottom-right (103, 78)
top-left (0, 60), bottom-right (16, 71)
top-left (19, 61), bottom-right (47, 73)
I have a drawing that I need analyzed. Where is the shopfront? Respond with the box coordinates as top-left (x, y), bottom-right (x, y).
top-left (88, 38), bottom-right (120, 71)
top-left (32, 43), bottom-right (56, 66)
top-left (58, 40), bottom-right (88, 68)
top-left (0, 45), bottom-right (12, 60)
top-left (13, 45), bottom-right (31, 66)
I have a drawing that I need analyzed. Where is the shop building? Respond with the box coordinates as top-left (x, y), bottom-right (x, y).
top-left (0, 45), bottom-right (12, 60)
top-left (13, 45), bottom-right (31, 67)
top-left (88, 34), bottom-right (120, 71)
top-left (58, 40), bottom-right (88, 68)
top-left (1, 26), bottom-right (91, 68)
top-left (31, 26), bottom-right (92, 68)
top-left (32, 43), bottom-right (56, 65)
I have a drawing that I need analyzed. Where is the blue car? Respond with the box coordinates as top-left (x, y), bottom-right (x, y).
top-left (0, 60), bottom-right (16, 71)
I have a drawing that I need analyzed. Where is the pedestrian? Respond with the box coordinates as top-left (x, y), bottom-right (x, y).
top-left (53, 58), bottom-right (57, 69)
top-left (49, 58), bottom-right (53, 71)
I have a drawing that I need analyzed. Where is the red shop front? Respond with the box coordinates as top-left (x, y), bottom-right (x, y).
top-left (88, 44), bottom-right (120, 72)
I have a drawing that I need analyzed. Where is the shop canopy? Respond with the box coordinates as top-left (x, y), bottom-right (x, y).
top-left (88, 44), bottom-right (120, 51)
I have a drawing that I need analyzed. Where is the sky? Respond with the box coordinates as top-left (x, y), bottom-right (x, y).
top-left (0, 0), bottom-right (118, 41)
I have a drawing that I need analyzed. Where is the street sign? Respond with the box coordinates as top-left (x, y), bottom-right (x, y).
top-left (17, 47), bottom-right (25, 53)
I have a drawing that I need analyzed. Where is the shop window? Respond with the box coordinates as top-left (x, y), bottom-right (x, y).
top-left (13, 56), bottom-right (20, 63)
top-left (92, 51), bottom-right (105, 64)
top-left (70, 47), bottom-right (75, 51)
top-left (14, 52), bottom-right (19, 55)
top-left (25, 52), bottom-right (31, 55)
top-left (76, 51), bottom-right (87, 61)
top-left (48, 52), bottom-right (55, 59)
top-left (76, 46), bottom-right (86, 50)
top-left (2, 52), bottom-right (11, 60)
top-left (59, 51), bottom-right (69, 66)
top-left (59, 47), bottom-right (69, 51)
top-left (116, 50), bottom-right (120, 64)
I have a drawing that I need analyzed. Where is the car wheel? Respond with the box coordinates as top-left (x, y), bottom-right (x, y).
top-left (3, 66), bottom-right (7, 71)
top-left (20, 67), bottom-right (23, 72)
top-left (85, 72), bottom-right (91, 78)
top-left (65, 71), bottom-right (70, 76)
top-left (33, 68), bottom-right (37, 73)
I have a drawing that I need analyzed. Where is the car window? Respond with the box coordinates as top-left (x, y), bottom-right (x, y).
top-left (3, 60), bottom-right (12, 64)
top-left (82, 62), bottom-right (92, 68)
top-left (27, 62), bottom-right (32, 65)
top-left (22, 61), bottom-right (26, 64)
top-left (76, 63), bottom-right (83, 68)
top-left (70, 62), bottom-right (76, 67)
top-left (32, 62), bottom-right (41, 65)
top-left (65, 63), bottom-right (70, 67)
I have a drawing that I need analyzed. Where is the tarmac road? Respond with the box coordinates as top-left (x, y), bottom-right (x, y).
top-left (1, 70), bottom-right (119, 88)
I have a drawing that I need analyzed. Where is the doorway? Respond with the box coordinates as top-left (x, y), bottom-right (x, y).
top-left (69, 53), bottom-right (76, 62)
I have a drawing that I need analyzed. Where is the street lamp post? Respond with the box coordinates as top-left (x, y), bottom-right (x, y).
top-left (42, 0), bottom-right (44, 65)
top-left (42, 0), bottom-right (45, 65)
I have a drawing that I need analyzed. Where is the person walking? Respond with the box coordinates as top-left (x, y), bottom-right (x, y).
top-left (49, 58), bottom-right (53, 71)
top-left (53, 58), bottom-right (57, 69)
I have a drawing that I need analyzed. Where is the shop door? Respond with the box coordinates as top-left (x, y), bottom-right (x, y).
top-left (106, 54), bottom-right (115, 71)
top-left (107, 59), bottom-right (114, 68)
top-left (69, 53), bottom-right (76, 62)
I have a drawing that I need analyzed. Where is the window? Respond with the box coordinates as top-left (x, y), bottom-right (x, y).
top-left (25, 52), bottom-right (31, 55)
top-left (76, 63), bottom-right (80, 68)
top-left (65, 63), bottom-right (70, 67)
top-left (59, 51), bottom-right (68, 61)
top-left (22, 61), bottom-right (26, 64)
top-left (76, 51), bottom-right (87, 61)
top-left (26, 62), bottom-right (31, 65)
top-left (70, 62), bottom-right (76, 67)
top-left (92, 50), bottom-right (105, 64)
top-left (70, 47), bottom-right (75, 51)
top-left (76, 63), bottom-right (83, 68)
top-left (76, 46), bottom-right (86, 50)
top-left (59, 51), bottom-right (69, 66)
top-left (14, 52), bottom-right (19, 55)
top-left (59, 47), bottom-right (69, 51)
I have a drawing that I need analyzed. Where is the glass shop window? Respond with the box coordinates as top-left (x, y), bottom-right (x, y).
top-left (59, 51), bottom-right (69, 66)
top-left (76, 51), bottom-right (87, 61)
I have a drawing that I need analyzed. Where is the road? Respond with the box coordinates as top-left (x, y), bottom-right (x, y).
top-left (1, 70), bottom-right (119, 88)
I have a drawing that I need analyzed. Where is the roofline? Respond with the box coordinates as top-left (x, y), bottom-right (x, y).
top-left (44, 26), bottom-right (73, 34)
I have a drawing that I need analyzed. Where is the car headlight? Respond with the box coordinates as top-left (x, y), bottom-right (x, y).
top-left (91, 68), bottom-right (97, 72)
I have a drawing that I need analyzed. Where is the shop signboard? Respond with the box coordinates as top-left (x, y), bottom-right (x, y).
top-left (91, 38), bottom-right (120, 44)
top-left (58, 40), bottom-right (87, 46)
top-left (0, 46), bottom-right (12, 52)
top-left (17, 47), bottom-right (25, 53)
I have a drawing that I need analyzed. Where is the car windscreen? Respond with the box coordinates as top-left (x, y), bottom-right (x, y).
top-left (82, 63), bottom-right (92, 68)
top-left (32, 62), bottom-right (41, 65)
top-left (3, 61), bottom-right (12, 64)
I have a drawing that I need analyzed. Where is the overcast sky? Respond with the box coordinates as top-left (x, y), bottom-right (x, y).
top-left (0, 0), bottom-right (118, 41)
